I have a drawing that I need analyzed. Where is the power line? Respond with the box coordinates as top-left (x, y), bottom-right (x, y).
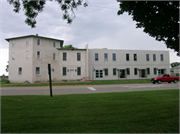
top-left (88, 5), bottom-right (118, 10)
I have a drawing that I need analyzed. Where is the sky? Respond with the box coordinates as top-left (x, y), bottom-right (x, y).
top-left (0, 0), bottom-right (179, 76)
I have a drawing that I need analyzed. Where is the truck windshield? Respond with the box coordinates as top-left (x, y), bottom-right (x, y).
top-left (158, 74), bottom-right (163, 77)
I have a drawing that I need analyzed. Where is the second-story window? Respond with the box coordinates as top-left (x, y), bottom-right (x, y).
top-left (12, 40), bottom-right (15, 47)
top-left (134, 54), bottom-right (137, 61)
top-left (37, 39), bottom-right (40, 45)
top-left (63, 52), bottom-right (67, 61)
top-left (77, 53), bottom-right (81, 61)
top-left (146, 54), bottom-right (149, 61)
top-left (112, 53), bottom-right (116, 61)
top-left (104, 53), bottom-right (108, 61)
top-left (95, 53), bottom-right (98, 61)
top-left (53, 41), bottom-right (56, 47)
top-left (26, 38), bottom-right (29, 45)
top-left (12, 52), bottom-right (15, 60)
top-left (26, 51), bottom-right (29, 59)
top-left (37, 51), bottom-right (40, 59)
top-left (53, 53), bottom-right (56, 60)
top-left (153, 54), bottom-right (156, 61)
top-left (160, 54), bottom-right (164, 61)
top-left (126, 54), bottom-right (129, 61)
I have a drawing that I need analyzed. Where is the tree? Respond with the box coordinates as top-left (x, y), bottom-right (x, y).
top-left (7, 0), bottom-right (88, 28)
top-left (61, 44), bottom-right (77, 49)
top-left (117, 1), bottom-right (179, 55)
top-left (171, 62), bottom-right (180, 68)
top-left (5, 61), bottom-right (9, 72)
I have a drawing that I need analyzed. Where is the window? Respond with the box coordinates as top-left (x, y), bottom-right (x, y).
top-left (113, 68), bottom-right (116, 75)
top-left (134, 68), bottom-right (137, 75)
top-left (154, 68), bottom-right (157, 75)
top-left (12, 52), bottom-right (15, 60)
top-left (26, 51), bottom-right (29, 59)
top-left (77, 53), bottom-right (81, 61)
top-left (18, 67), bottom-right (22, 75)
top-left (134, 54), bottom-right (137, 61)
top-left (63, 67), bottom-right (66, 76)
top-left (77, 67), bottom-right (81, 75)
top-left (104, 53), bottom-right (108, 61)
top-left (53, 53), bottom-right (56, 60)
top-left (160, 54), bottom-right (164, 61)
top-left (146, 54), bottom-right (149, 61)
top-left (126, 68), bottom-right (130, 75)
top-left (37, 51), bottom-right (40, 59)
top-left (147, 68), bottom-right (150, 75)
top-left (53, 41), bottom-right (56, 47)
top-left (126, 54), bottom-right (129, 61)
top-left (37, 39), bottom-right (40, 45)
top-left (26, 38), bottom-right (29, 45)
top-left (95, 53), bottom-right (98, 61)
top-left (112, 53), bottom-right (116, 61)
top-left (96, 70), bottom-right (103, 78)
top-left (104, 68), bottom-right (108, 76)
top-left (12, 40), bottom-right (15, 47)
top-left (153, 54), bottom-right (156, 61)
top-left (36, 67), bottom-right (40, 75)
top-left (63, 52), bottom-right (67, 61)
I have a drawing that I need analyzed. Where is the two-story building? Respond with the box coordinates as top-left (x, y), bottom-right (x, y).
top-left (5, 34), bottom-right (170, 83)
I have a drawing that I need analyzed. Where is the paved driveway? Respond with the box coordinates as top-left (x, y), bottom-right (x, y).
top-left (0, 83), bottom-right (179, 96)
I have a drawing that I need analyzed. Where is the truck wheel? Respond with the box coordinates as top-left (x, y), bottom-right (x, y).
top-left (168, 82), bottom-right (171, 84)
top-left (157, 80), bottom-right (161, 84)
top-left (174, 79), bottom-right (177, 83)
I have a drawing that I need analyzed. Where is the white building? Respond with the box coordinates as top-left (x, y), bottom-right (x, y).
top-left (6, 34), bottom-right (170, 83)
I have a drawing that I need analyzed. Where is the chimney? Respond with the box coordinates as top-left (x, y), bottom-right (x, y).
top-left (36, 34), bottom-right (38, 36)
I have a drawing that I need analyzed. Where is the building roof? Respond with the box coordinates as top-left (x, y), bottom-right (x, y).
top-left (57, 48), bottom-right (86, 51)
top-left (5, 34), bottom-right (64, 47)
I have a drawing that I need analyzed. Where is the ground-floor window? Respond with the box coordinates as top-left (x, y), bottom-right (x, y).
top-left (96, 70), bottom-right (103, 78)
top-left (154, 68), bottom-right (157, 75)
top-left (104, 68), bottom-right (108, 76)
top-left (147, 68), bottom-right (150, 75)
top-left (63, 67), bottom-right (66, 76)
top-left (126, 68), bottom-right (130, 75)
top-left (113, 68), bottom-right (116, 75)
top-left (18, 67), bottom-right (22, 75)
top-left (77, 67), bottom-right (81, 75)
top-left (36, 67), bottom-right (40, 75)
top-left (134, 68), bottom-right (137, 75)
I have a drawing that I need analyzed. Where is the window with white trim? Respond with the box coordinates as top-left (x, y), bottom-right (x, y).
top-left (36, 67), bottom-right (40, 75)
top-left (37, 39), bottom-right (40, 45)
top-left (63, 67), bottom-right (66, 76)
top-left (104, 53), bottom-right (108, 61)
top-left (113, 68), bottom-right (116, 75)
top-left (77, 67), bottom-right (81, 75)
top-left (112, 53), bottom-right (116, 61)
top-left (95, 53), bottom-right (98, 61)
top-left (37, 51), bottom-right (40, 59)
top-left (12, 40), bottom-right (15, 47)
top-left (104, 68), bottom-right (108, 76)
top-left (153, 54), bottom-right (156, 61)
top-left (53, 53), bottom-right (56, 60)
top-left (77, 53), bottom-right (81, 61)
top-left (53, 41), bottom-right (56, 47)
top-left (63, 52), bottom-right (67, 61)
top-left (26, 38), bottom-right (29, 45)
top-left (18, 67), bottom-right (22, 75)
top-left (160, 54), bottom-right (164, 61)
top-left (26, 51), bottom-right (29, 59)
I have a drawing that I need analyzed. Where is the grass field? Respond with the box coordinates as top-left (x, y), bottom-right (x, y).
top-left (1, 89), bottom-right (179, 133)
top-left (1, 79), bottom-right (150, 87)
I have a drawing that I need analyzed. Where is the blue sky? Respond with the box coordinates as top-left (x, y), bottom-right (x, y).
top-left (0, 0), bottom-right (179, 76)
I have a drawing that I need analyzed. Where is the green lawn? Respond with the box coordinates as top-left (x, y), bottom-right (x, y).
top-left (1, 89), bottom-right (179, 133)
top-left (1, 79), bottom-right (150, 87)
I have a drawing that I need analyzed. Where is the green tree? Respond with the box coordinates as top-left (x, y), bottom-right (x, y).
top-left (61, 44), bottom-right (77, 49)
top-left (5, 61), bottom-right (9, 72)
top-left (7, 0), bottom-right (88, 28)
top-left (171, 62), bottom-right (180, 68)
top-left (117, 1), bottom-right (179, 55)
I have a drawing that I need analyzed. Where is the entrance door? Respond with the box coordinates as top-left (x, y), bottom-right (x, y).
top-left (120, 69), bottom-right (126, 78)
top-left (141, 69), bottom-right (146, 78)
top-left (70, 70), bottom-right (74, 79)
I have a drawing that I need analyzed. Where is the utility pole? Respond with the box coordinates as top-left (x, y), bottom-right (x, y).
top-left (48, 64), bottom-right (53, 97)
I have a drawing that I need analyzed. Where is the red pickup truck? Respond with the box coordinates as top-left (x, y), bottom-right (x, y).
top-left (151, 74), bottom-right (179, 84)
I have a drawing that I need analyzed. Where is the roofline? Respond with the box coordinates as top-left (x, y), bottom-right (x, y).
top-left (5, 35), bottom-right (64, 42)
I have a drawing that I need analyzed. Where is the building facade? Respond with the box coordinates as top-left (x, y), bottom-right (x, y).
top-left (6, 35), bottom-right (170, 83)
